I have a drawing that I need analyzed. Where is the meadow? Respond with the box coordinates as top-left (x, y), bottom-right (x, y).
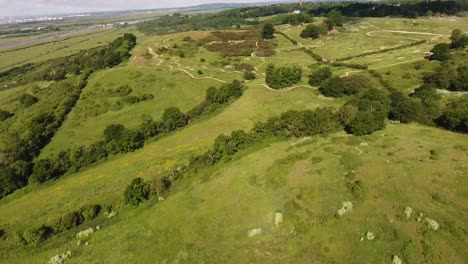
top-left (0, 11), bottom-right (467, 264)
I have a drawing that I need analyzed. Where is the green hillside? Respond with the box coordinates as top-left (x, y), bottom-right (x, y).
top-left (0, 2), bottom-right (467, 263)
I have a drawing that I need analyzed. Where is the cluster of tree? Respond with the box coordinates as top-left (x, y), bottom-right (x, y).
top-left (20, 81), bottom-right (245, 189)
top-left (265, 64), bottom-right (302, 89)
top-left (243, 71), bottom-right (256, 80)
top-left (450, 29), bottom-right (468, 49)
top-left (423, 61), bottom-right (468, 92)
top-left (0, 110), bottom-right (14, 121)
top-left (340, 88), bottom-right (390, 135)
top-left (187, 80), bottom-right (244, 119)
top-left (17, 204), bottom-right (101, 245)
top-left (308, 67), bottom-right (332, 86)
top-left (310, 1), bottom-right (467, 18)
top-left (300, 24), bottom-right (325, 39)
top-left (123, 107), bottom-right (343, 206)
top-left (281, 13), bottom-right (314, 26)
top-left (319, 75), bottom-right (373, 98)
top-left (262, 23), bottom-right (275, 39)
top-left (0, 34), bottom-right (136, 89)
top-left (0, 35), bottom-right (137, 199)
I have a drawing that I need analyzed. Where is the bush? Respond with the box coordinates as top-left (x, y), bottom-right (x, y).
top-left (262, 23), bottom-right (275, 39)
top-left (80, 204), bottom-right (102, 221)
top-left (22, 225), bottom-right (51, 244)
top-left (389, 92), bottom-right (422, 123)
top-left (124, 178), bottom-right (150, 206)
top-left (51, 212), bottom-right (83, 233)
top-left (437, 96), bottom-right (468, 133)
top-left (243, 71), bottom-right (256, 80)
top-left (104, 124), bottom-right (145, 154)
top-left (161, 107), bottom-right (188, 132)
top-left (122, 96), bottom-right (140, 104)
top-left (430, 43), bottom-right (451, 61)
top-left (319, 76), bottom-right (371, 97)
top-left (265, 64), bottom-right (302, 89)
top-left (17, 94), bottom-right (38, 107)
top-left (300, 24), bottom-right (321, 39)
top-left (309, 67), bottom-right (332, 86)
top-left (0, 110), bottom-right (13, 121)
top-left (347, 111), bottom-right (385, 136)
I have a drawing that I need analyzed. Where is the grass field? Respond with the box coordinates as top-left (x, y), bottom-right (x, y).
top-left (0, 14), bottom-right (467, 264)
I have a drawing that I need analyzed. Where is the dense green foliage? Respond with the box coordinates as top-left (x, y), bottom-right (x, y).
top-left (308, 67), bottom-right (332, 86)
top-left (300, 24), bottom-right (321, 39)
top-left (319, 75), bottom-right (373, 98)
top-left (265, 64), bottom-right (302, 89)
top-left (430, 43), bottom-right (451, 61)
top-left (262, 23), bottom-right (275, 39)
top-left (281, 13), bottom-right (314, 26)
top-left (342, 88), bottom-right (390, 135)
top-left (0, 34), bottom-right (137, 199)
top-left (437, 96), bottom-right (468, 133)
top-left (124, 178), bottom-right (150, 206)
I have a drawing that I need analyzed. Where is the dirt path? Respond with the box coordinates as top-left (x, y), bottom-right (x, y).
top-left (256, 83), bottom-right (316, 93)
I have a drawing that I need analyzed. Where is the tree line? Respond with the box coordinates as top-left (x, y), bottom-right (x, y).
top-left (0, 34), bottom-right (137, 199)
top-left (26, 81), bottom-right (245, 188)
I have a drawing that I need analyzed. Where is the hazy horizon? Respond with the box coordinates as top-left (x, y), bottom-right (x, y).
top-left (0, 0), bottom-right (290, 17)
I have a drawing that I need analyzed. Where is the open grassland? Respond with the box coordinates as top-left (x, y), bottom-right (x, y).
top-left (0, 13), bottom-right (467, 264)
top-left (2, 123), bottom-right (467, 263)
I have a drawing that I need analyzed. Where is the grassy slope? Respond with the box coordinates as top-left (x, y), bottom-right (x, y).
top-left (1, 16), bottom-right (467, 264)
top-left (3, 123), bottom-right (468, 263)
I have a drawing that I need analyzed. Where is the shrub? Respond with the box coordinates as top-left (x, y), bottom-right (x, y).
top-left (51, 212), bottom-right (83, 233)
top-left (122, 96), bottom-right (140, 104)
top-left (389, 92), bottom-right (422, 123)
top-left (430, 43), bottom-right (451, 61)
top-left (265, 64), bottom-right (302, 89)
top-left (0, 110), bottom-right (13, 121)
top-left (309, 67), bottom-right (332, 86)
top-left (124, 178), bottom-right (150, 206)
top-left (104, 124), bottom-right (145, 154)
top-left (262, 23), bottom-right (275, 39)
top-left (347, 111), bottom-right (385, 136)
top-left (18, 94), bottom-right (38, 107)
top-left (161, 107), bottom-right (188, 131)
top-left (436, 96), bottom-right (468, 133)
top-left (80, 204), bottom-right (102, 221)
top-left (197, 70), bottom-right (203, 75)
top-left (22, 225), bottom-right (51, 244)
top-left (243, 71), bottom-right (256, 80)
top-left (319, 76), bottom-right (350, 97)
top-left (300, 24), bottom-right (320, 39)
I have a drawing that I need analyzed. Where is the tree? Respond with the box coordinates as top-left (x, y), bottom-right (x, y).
top-left (243, 71), bottom-right (256, 80)
top-left (388, 92), bottom-right (422, 123)
top-left (326, 10), bottom-right (344, 28)
top-left (437, 96), bottom-right (468, 133)
top-left (309, 67), bottom-right (332, 86)
top-left (265, 64), bottom-right (302, 89)
top-left (449, 65), bottom-right (468, 91)
top-left (124, 178), bottom-right (150, 206)
top-left (300, 24), bottom-right (320, 39)
top-left (347, 112), bottom-right (384, 136)
top-left (262, 23), bottom-right (275, 39)
top-left (161, 107), bottom-right (188, 131)
top-left (319, 76), bottom-right (346, 97)
top-left (449, 29), bottom-right (468, 48)
top-left (430, 43), bottom-right (451, 61)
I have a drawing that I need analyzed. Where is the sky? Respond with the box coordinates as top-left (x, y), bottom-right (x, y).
top-left (0, 0), bottom-right (286, 17)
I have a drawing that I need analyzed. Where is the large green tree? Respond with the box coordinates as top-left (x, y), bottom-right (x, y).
top-left (262, 23), bottom-right (275, 39)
